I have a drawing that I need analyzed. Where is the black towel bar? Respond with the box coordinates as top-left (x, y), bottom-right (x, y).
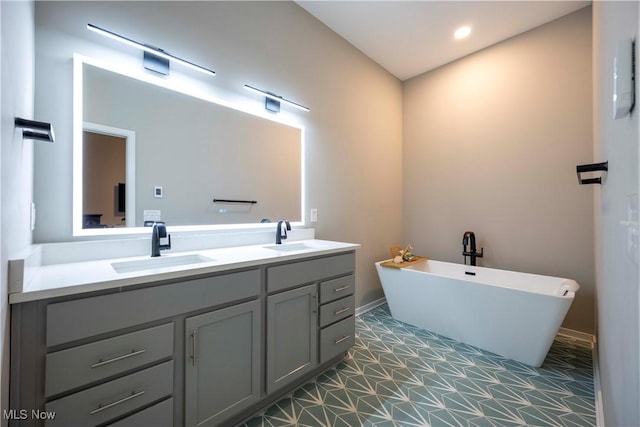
top-left (576, 161), bottom-right (608, 185)
top-left (15, 118), bottom-right (55, 143)
top-left (213, 199), bottom-right (257, 204)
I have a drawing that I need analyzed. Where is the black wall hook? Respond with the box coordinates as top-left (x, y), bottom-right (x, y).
top-left (15, 118), bottom-right (55, 143)
top-left (576, 161), bottom-right (608, 185)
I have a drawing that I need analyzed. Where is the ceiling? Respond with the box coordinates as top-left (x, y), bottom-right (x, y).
top-left (296, 1), bottom-right (591, 81)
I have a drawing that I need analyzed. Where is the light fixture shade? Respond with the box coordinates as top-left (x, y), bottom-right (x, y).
top-left (143, 51), bottom-right (170, 75)
top-left (265, 97), bottom-right (281, 113)
top-left (87, 24), bottom-right (215, 77)
top-left (244, 84), bottom-right (310, 112)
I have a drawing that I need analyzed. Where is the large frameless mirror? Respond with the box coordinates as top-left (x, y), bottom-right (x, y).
top-left (73, 56), bottom-right (303, 235)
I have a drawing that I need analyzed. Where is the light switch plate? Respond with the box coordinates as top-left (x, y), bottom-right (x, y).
top-left (30, 202), bottom-right (36, 231)
top-left (310, 208), bottom-right (318, 223)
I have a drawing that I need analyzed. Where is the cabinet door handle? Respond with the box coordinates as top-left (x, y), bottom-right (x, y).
top-left (333, 307), bottom-right (350, 316)
top-left (90, 349), bottom-right (146, 369)
top-left (191, 330), bottom-right (198, 367)
top-left (90, 390), bottom-right (145, 415)
top-left (334, 335), bottom-right (351, 345)
top-left (333, 285), bottom-right (350, 293)
top-left (311, 294), bottom-right (317, 315)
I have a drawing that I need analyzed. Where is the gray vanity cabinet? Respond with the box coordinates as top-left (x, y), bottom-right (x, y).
top-left (265, 252), bottom-right (356, 396)
top-left (266, 284), bottom-right (318, 394)
top-left (318, 275), bottom-right (356, 363)
top-left (184, 299), bottom-right (261, 427)
top-left (10, 250), bottom-right (357, 427)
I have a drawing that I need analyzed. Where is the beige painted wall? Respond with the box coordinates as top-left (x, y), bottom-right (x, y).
top-left (403, 8), bottom-right (594, 333)
top-left (34, 1), bottom-right (403, 308)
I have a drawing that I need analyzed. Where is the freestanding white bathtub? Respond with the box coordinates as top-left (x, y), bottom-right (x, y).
top-left (375, 259), bottom-right (579, 367)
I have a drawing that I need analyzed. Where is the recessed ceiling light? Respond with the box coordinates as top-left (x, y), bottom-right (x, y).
top-left (454, 26), bottom-right (472, 40)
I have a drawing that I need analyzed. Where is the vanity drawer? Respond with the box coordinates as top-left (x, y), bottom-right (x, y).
top-left (319, 316), bottom-right (355, 364)
top-left (106, 397), bottom-right (173, 427)
top-left (319, 275), bottom-right (354, 304)
top-left (319, 295), bottom-right (355, 328)
top-left (45, 323), bottom-right (174, 397)
top-left (47, 269), bottom-right (260, 346)
top-left (45, 361), bottom-right (173, 427)
top-left (267, 252), bottom-right (355, 293)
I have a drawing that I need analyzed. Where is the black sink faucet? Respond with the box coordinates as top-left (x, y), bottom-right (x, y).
top-left (276, 220), bottom-right (291, 244)
top-left (151, 222), bottom-right (171, 257)
top-left (462, 231), bottom-right (483, 266)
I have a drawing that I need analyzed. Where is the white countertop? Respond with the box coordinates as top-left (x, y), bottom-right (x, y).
top-left (9, 239), bottom-right (359, 304)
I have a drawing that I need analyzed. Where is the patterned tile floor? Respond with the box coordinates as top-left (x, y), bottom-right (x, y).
top-left (243, 305), bottom-right (595, 427)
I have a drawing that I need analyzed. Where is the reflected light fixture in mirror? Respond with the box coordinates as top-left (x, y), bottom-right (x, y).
top-left (87, 23), bottom-right (216, 77)
top-left (72, 54), bottom-right (305, 236)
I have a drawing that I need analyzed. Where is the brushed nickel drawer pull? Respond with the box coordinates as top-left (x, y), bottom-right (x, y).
top-left (90, 349), bottom-right (146, 368)
top-left (90, 390), bottom-right (145, 415)
top-left (334, 335), bottom-right (351, 344)
top-left (333, 285), bottom-right (350, 293)
top-left (191, 330), bottom-right (198, 367)
top-left (333, 307), bottom-right (350, 316)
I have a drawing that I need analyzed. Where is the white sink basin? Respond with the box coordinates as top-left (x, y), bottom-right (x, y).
top-left (263, 242), bottom-right (315, 252)
top-left (111, 254), bottom-right (214, 274)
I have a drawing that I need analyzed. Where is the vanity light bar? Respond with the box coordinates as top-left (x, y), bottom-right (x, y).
top-left (87, 24), bottom-right (216, 77)
top-left (244, 84), bottom-right (310, 112)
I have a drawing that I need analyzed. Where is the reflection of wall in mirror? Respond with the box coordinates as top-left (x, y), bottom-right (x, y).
top-left (82, 63), bottom-right (302, 227)
top-left (82, 131), bottom-right (125, 227)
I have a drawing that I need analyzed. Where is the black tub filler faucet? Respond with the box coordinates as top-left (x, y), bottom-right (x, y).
top-left (462, 231), bottom-right (483, 266)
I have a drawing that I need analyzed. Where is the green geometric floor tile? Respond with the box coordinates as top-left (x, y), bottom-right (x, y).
top-left (487, 383), bottom-right (531, 406)
top-left (428, 408), bottom-right (467, 427)
top-left (519, 405), bottom-right (566, 426)
top-left (454, 377), bottom-right (494, 400)
top-left (242, 304), bottom-right (595, 427)
top-left (563, 380), bottom-right (594, 399)
top-left (527, 375), bottom-right (574, 395)
top-left (558, 411), bottom-right (597, 427)
top-left (561, 394), bottom-right (596, 416)
top-left (478, 399), bottom-right (527, 425)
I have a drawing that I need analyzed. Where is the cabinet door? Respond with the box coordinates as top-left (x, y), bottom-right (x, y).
top-left (185, 299), bottom-right (261, 427)
top-left (266, 284), bottom-right (318, 394)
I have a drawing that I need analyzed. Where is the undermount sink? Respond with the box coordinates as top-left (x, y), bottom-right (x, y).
top-left (111, 254), bottom-right (214, 274)
top-left (263, 242), bottom-right (315, 252)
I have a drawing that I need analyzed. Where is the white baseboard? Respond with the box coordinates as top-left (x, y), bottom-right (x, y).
top-left (355, 297), bottom-right (387, 316)
top-left (592, 338), bottom-right (605, 426)
top-left (557, 327), bottom-right (595, 346)
top-left (556, 328), bottom-right (602, 424)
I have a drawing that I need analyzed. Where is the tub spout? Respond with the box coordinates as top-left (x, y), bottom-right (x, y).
top-left (462, 231), bottom-right (483, 266)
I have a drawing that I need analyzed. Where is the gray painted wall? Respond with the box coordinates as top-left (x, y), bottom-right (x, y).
top-left (402, 8), bottom-right (594, 334)
top-left (1, 1), bottom-right (36, 423)
top-left (33, 2), bottom-right (403, 308)
top-left (593, 2), bottom-right (639, 425)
